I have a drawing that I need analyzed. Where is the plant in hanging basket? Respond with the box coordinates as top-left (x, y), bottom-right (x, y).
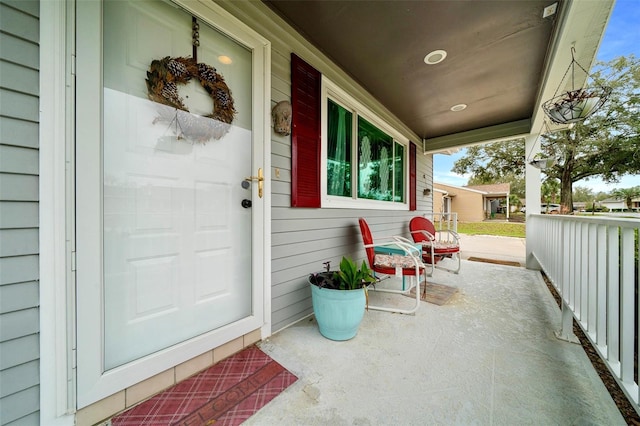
top-left (542, 87), bottom-right (612, 125)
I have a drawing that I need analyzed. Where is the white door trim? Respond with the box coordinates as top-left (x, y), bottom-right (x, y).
top-left (39, 0), bottom-right (76, 423)
top-left (75, 0), bottom-right (271, 408)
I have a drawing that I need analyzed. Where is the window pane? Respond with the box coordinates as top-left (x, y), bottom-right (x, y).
top-left (327, 100), bottom-right (352, 197)
top-left (358, 117), bottom-right (394, 201)
top-left (394, 142), bottom-right (405, 202)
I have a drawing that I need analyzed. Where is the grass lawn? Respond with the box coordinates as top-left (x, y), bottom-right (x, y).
top-left (454, 221), bottom-right (526, 238)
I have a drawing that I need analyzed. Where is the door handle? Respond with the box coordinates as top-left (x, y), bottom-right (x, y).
top-left (244, 168), bottom-right (264, 198)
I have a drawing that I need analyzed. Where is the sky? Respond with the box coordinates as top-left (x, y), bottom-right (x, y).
top-left (433, 0), bottom-right (640, 194)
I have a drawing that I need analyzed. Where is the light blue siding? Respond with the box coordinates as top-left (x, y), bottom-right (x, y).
top-left (0, 3), bottom-right (39, 43)
top-left (0, 1), bottom-right (41, 424)
top-left (0, 335), bottom-right (39, 371)
top-left (0, 360), bottom-right (39, 398)
top-left (0, 174), bottom-right (38, 202)
top-left (0, 117), bottom-right (39, 149)
top-left (0, 282), bottom-right (39, 312)
top-left (0, 62), bottom-right (39, 96)
top-left (216, 1), bottom-right (434, 333)
top-left (0, 387), bottom-right (39, 425)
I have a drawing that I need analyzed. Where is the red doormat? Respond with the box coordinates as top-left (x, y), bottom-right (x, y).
top-left (111, 346), bottom-right (297, 426)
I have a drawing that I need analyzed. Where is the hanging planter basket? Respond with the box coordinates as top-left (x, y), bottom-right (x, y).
top-left (528, 157), bottom-right (556, 170)
top-left (528, 150), bottom-right (559, 170)
top-left (541, 47), bottom-right (612, 125)
top-left (542, 87), bottom-right (612, 125)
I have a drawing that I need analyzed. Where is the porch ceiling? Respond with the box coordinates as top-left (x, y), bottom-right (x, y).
top-left (263, 0), bottom-right (614, 152)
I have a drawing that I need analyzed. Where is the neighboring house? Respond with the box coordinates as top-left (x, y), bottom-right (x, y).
top-left (573, 201), bottom-right (587, 211)
top-left (0, 1), bottom-right (612, 425)
top-left (433, 182), bottom-right (511, 222)
top-left (601, 198), bottom-right (640, 212)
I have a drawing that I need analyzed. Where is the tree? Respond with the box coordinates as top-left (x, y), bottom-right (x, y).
top-left (452, 139), bottom-right (526, 198)
top-left (612, 186), bottom-right (640, 210)
top-left (541, 179), bottom-right (560, 203)
top-left (541, 179), bottom-right (560, 212)
top-left (541, 55), bottom-right (640, 212)
top-left (508, 193), bottom-right (521, 208)
top-left (451, 55), bottom-right (640, 212)
top-left (572, 186), bottom-right (594, 202)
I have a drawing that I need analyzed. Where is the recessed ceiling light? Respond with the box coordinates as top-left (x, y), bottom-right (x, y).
top-left (424, 50), bottom-right (447, 65)
top-left (450, 104), bottom-right (467, 112)
top-left (218, 55), bottom-right (233, 65)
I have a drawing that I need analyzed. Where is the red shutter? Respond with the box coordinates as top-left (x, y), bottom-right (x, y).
top-left (410, 142), bottom-right (417, 211)
top-left (291, 54), bottom-right (321, 208)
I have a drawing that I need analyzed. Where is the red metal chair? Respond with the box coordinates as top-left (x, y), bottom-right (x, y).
top-left (358, 217), bottom-right (427, 314)
top-left (409, 216), bottom-right (461, 275)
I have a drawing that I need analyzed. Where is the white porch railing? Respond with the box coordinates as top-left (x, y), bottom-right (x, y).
top-left (529, 214), bottom-right (640, 413)
top-left (425, 212), bottom-right (458, 234)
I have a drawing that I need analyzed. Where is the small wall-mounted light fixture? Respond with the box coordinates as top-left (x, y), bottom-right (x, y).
top-left (423, 188), bottom-right (431, 196)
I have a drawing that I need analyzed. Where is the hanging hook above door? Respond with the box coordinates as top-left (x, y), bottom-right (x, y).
top-left (192, 17), bottom-right (200, 63)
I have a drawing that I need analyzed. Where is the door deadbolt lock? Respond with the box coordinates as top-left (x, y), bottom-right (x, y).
top-left (241, 199), bottom-right (252, 208)
top-left (244, 168), bottom-right (264, 198)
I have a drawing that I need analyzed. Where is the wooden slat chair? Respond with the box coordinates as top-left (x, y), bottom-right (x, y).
top-left (358, 217), bottom-right (427, 314)
top-left (409, 216), bottom-right (461, 275)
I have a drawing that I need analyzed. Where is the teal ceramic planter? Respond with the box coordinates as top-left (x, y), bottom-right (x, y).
top-left (310, 282), bottom-right (366, 341)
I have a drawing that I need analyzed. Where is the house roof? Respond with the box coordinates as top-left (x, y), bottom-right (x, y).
top-left (264, 0), bottom-right (613, 152)
top-left (434, 182), bottom-right (511, 196)
top-left (601, 197), bottom-right (640, 203)
top-left (435, 182), bottom-right (492, 196)
top-left (465, 183), bottom-right (511, 195)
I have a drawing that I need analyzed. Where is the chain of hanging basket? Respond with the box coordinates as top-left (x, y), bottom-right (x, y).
top-left (146, 56), bottom-right (236, 142)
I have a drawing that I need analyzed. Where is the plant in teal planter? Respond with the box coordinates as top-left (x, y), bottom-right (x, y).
top-left (308, 256), bottom-right (376, 341)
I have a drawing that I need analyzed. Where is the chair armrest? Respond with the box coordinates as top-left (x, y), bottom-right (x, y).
top-left (392, 236), bottom-right (423, 256)
top-left (390, 237), bottom-right (424, 258)
top-left (409, 229), bottom-right (436, 241)
top-left (367, 239), bottom-right (422, 259)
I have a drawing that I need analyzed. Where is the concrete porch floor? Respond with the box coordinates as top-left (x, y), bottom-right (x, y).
top-left (247, 260), bottom-right (625, 425)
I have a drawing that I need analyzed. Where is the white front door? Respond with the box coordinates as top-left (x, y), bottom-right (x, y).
top-left (75, 0), bottom-right (270, 407)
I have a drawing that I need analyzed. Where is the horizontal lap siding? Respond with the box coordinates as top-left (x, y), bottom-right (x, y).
top-left (217, 1), bottom-right (433, 333)
top-left (0, 1), bottom-right (40, 425)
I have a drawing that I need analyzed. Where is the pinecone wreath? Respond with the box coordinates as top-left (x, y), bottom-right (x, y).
top-left (146, 56), bottom-right (236, 142)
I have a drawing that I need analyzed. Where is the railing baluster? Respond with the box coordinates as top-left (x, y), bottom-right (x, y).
top-left (575, 222), bottom-right (580, 317)
top-left (580, 223), bottom-right (589, 322)
top-left (588, 223), bottom-right (597, 338)
top-left (620, 227), bottom-right (635, 386)
top-left (563, 220), bottom-right (571, 303)
top-left (596, 224), bottom-right (607, 348)
top-left (608, 224), bottom-right (620, 370)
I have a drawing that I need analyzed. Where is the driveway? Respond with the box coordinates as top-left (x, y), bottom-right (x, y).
top-left (458, 234), bottom-right (526, 266)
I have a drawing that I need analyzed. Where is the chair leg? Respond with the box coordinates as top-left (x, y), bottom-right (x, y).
top-left (434, 252), bottom-right (461, 274)
top-left (421, 256), bottom-right (436, 276)
top-left (367, 275), bottom-right (422, 315)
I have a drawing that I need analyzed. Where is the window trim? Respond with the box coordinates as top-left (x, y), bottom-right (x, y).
top-left (320, 78), bottom-right (410, 210)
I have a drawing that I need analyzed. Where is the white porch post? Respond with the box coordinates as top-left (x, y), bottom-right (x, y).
top-left (525, 133), bottom-right (542, 270)
top-left (506, 193), bottom-right (510, 220)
